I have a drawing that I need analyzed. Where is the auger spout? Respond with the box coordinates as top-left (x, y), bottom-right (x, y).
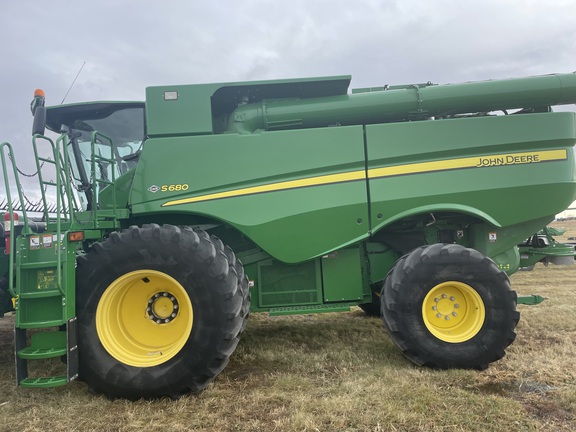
top-left (226, 72), bottom-right (576, 134)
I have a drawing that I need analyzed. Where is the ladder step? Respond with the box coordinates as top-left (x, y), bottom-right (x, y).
top-left (20, 261), bottom-right (60, 269)
top-left (18, 346), bottom-right (67, 359)
top-left (19, 289), bottom-right (62, 299)
top-left (19, 289), bottom-right (63, 299)
top-left (19, 376), bottom-right (68, 388)
top-left (17, 331), bottom-right (67, 359)
top-left (17, 320), bottom-right (67, 329)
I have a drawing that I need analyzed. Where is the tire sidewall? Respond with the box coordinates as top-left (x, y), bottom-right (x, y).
top-left (77, 225), bottom-right (242, 398)
top-left (383, 244), bottom-right (517, 368)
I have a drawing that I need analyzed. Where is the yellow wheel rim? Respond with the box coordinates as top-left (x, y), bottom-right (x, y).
top-left (422, 281), bottom-right (485, 343)
top-left (96, 270), bottom-right (193, 367)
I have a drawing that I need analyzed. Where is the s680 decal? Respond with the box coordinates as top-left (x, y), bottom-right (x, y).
top-left (148, 184), bottom-right (189, 193)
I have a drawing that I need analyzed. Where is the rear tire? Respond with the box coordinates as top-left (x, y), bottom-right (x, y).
top-left (381, 243), bottom-right (519, 370)
top-left (76, 224), bottom-right (248, 399)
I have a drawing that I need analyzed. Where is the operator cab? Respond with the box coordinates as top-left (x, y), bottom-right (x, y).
top-left (33, 99), bottom-right (145, 210)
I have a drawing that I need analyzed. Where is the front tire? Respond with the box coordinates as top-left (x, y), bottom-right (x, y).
top-left (76, 224), bottom-right (248, 399)
top-left (381, 243), bottom-right (519, 370)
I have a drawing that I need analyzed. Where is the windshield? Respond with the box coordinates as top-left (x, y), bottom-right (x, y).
top-left (71, 106), bottom-right (144, 175)
top-left (53, 103), bottom-right (145, 210)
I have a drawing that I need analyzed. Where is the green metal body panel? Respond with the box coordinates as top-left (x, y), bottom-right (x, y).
top-left (321, 248), bottom-right (364, 302)
top-left (130, 125), bottom-right (369, 263)
top-left (255, 258), bottom-right (322, 309)
top-left (145, 76), bottom-right (351, 136)
top-left (365, 243), bottom-right (398, 285)
top-left (244, 246), bottom-right (370, 313)
top-left (367, 113), bottom-right (576, 253)
top-left (129, 112), bottom-right (576, 267)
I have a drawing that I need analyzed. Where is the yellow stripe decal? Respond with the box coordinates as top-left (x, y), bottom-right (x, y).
top-left (162, 149), bottom-right (567, 207)
top-left (162, 170), bottom-right (365, 206)
top-left (368, 149), bottom-right (568, 179)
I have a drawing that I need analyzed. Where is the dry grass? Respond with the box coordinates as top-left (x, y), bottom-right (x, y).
top-left (0, 224), bottom-right (574, 431)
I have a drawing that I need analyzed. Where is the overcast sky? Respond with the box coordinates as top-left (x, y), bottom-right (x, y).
top-left (1, 0), bottom-right (576, 202)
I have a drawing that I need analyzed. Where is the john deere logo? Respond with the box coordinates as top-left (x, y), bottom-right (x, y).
top-left (476, 153), bottom-right (541, 167)
top-left (148, 185), bottom-right (161, 193)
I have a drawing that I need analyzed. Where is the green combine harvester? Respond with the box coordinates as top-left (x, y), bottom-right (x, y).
top-left (1, 71), bottom-right (576, 399)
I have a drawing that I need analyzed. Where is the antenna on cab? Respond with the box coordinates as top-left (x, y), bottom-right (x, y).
top-left (61, 61), bottom-right (86, 104)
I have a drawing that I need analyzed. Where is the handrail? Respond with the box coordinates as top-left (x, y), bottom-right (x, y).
top-left (90, 131), bottom-right (117, 223)
top-left (32, 134), bottom-right (78, 224)
top-left (0, 142), bottom-right (31, 297)
top-left (32, 134), bottom-right (55, 223)
top-left (31, 134), bottom-right (79, 295)
top-left (55, 133), bottom-right (78, 225)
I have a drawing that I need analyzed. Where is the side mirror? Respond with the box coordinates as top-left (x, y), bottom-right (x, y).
top-left (32, 106), bottom-right (46, 136)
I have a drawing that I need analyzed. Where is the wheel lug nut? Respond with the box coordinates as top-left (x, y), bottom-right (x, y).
top-left (450, 296), bottom-right (455, 301)
top-left (442, 294), bottom-right (447, 299)
top-left (434, 298), bottom-right (439, 303)
top-left (445, 316), bottom-right (450, 321)
top-left (432, 306), bottom-right (437, 311)
top-left (452, 312), bottom-right (457, 317)
top-left (454, 304), bottom-right (460, 309)
top-left (436, 313), bottom-right (442, 318)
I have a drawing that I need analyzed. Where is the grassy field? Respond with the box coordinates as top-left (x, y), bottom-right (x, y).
top-left (0, 222), bottom-right (574, 431)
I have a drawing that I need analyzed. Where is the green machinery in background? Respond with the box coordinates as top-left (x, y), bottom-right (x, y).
top-left (518, 226), bottom-right (576, 270)
top-left (1, 71), bottom-right (576, 399)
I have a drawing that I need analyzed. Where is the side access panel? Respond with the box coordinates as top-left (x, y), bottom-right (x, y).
top-left (321, 248), bottom-right (363, 302)
top-left (366, 113), bottom-right (576, 255)
top-left (131, 126), bottom-right (369, 263)
top-left (255, 259), bottom-right (322, 309)
top-left (245, 247), bottom-right (367, 313)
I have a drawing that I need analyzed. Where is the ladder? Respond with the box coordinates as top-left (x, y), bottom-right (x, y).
top-left (13, 229), bottom-right (78, 387)
top-left (1, 138), bottom-right (78, 388)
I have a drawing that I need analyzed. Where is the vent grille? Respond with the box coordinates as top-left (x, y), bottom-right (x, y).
top-left (259, 260), bottom-right (319, 307)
